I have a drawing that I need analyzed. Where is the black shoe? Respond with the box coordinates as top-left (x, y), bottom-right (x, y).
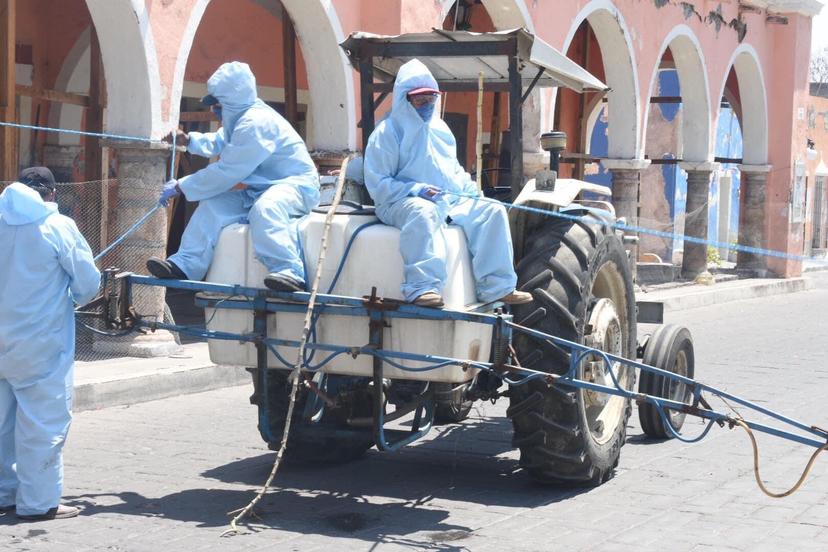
top-left (146, 257), bottom-right (187, 280)
top-left (17, 504), bottom-right (80, 521)
top-left (264, 274), bottom-right (305, 292)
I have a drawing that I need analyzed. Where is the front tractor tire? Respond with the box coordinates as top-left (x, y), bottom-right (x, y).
top-left (508, 210), bottom-right (637, 486)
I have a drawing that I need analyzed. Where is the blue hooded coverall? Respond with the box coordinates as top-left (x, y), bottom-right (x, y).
top-left (0, 183), bottom-right (101, 515)
top-left (170, 61), bottom-right (320, 283)
top-left (363, 59), bottom-right (518, 303)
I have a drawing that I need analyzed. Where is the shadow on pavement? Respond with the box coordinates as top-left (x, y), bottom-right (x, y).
top-left (625, 433), bottom-right (672, 446)
top-left (44, 415), bottom-right (590, 545)
top-left (46, 489), bottom-right (473, 550)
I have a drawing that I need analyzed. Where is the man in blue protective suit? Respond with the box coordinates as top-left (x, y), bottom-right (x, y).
top-left (0, 168), bottom-right (101, 521)
top-left (147, 61), bottom-right (320, 292)
top-left (364, 59), bottom-right (533, 308)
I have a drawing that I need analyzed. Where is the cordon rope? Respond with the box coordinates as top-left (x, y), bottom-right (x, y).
top-left (222, 154), bottom-right (353, 537)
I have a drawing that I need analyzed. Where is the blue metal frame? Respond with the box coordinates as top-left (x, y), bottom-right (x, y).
top-left (119, 274), bottom-right (828, 452)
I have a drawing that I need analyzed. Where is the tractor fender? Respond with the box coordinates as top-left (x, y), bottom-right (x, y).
top-left (509, 172), bottom-right (614, 260)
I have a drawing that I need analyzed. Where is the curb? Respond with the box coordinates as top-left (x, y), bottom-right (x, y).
top-left (74, 364), bottom-right (250, 413)
top-left (73, 342), bottom-right (251, 412)
top-left (638, 277), bottom-right (812, 313)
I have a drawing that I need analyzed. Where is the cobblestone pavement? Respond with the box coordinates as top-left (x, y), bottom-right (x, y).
top-left (2, 286), bottom-right (827, 551)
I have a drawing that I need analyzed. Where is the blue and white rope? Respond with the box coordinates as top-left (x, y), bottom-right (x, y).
top-left (0, 121), bottom-right (176, 262)
top-left (442, 190), bottom-right (828, 266)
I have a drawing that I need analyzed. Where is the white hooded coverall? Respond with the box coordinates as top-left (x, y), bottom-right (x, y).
top-left (0, 183), bottom-right (100, 515)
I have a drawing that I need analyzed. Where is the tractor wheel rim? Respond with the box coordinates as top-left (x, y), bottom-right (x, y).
top-left (583, 298), bottom-right (627, 445)
top-left (666, 349), bottom-right (689, 424)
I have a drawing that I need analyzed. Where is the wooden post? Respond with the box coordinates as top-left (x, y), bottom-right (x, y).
top-left (475, 71), bottom-right (483, 193)
top-left (508, 48), bottom-right (523, 200)
top-left (488, 92), bottom-right (502, 186)
top-left (0, 0), bottom-right (17, 182)
top-left (85, 28), bottom-right (104, 183)
top-left (282, 14), bottom-right (298, 131)
top-left (85, 27), bottom-right (105, 251)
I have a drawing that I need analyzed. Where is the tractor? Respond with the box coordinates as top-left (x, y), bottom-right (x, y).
top-left (183, 28), bottom-right (690, 486)
top-left (90, 29), bottom-right (826, 493)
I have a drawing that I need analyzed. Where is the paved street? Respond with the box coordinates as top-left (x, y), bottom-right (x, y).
top-left (2, 283), bottom-right (828, 551)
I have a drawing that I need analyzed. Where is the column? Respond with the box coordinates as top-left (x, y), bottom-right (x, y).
top-left (737, 164), bottom-right (772, 274)
top-left (603, 159), bottom-right (651, 282)
top-left (42, 144), bottom-right (82, 183)
top-left (718, 172), bottom-right (733, 260)
top-left (94, 140), bottom-right (180, 357)
top-left (679, 162), bottom-right (718, 279)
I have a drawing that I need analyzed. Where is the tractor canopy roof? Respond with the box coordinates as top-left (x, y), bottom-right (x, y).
top-left (340, 28), bottom-right (608, 94)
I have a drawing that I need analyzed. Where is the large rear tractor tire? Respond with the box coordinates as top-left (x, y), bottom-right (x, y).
top-left (250, 369), bottom-right (375, 464)
top-left (508, 210), bottom-right (637, 485)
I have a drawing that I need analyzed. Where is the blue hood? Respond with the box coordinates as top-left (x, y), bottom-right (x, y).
top-left (391, 59), bottom-right (440, 125)
top-left (0, 182), bottom-right (57, 226)
top-left (363, 59), bottom-right (478, 210)
top-left (207, 61), bottom-right (261, 136)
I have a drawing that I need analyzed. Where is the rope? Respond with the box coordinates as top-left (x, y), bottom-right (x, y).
top-left (441, 190), bottom-right (828, 266)
top-left (732, 419), bottom-right (828, 498)
top-left (223, 154), bottom-right (354, 537)
top-left (0, 120), bottom-right (177, 264)
top-left (0, 120), bottom-right (164, 144)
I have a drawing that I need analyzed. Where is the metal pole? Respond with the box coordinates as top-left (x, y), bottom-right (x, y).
top-left (359, 58), bottom-right (375, 151)
top-left (508, 49), bottom-right (523, 201)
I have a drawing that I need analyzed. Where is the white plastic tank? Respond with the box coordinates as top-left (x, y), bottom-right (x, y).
top-left (203, 212), bottom-right (493, 382)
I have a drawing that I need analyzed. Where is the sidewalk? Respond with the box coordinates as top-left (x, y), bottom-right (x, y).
top-left (74, 343), bottom-right (249, 412)
top-left (73, 273), bottom-right (822, 412)
top-left (637, 275), bottom-right (813, 313)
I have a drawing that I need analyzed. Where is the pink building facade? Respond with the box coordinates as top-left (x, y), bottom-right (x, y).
top-left (2, 0), bottom-right (824, 278)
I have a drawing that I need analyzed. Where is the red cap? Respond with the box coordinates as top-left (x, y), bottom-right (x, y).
top-left (407, 87), bottom-right (441, 96)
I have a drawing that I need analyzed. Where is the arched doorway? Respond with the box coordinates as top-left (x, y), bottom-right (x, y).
top-left (438, 0), bottom-right (541, 180)
top-left (558, 2), bottom-right (640, 162)
top-left (715, 45), bottom-right (769, 272)
top-left (555, 2), bottom-right (640, 274)
top-left (170, 0), bottom-right (354, 153)
top-left (162, 0), bottom-right (354, 328)
top-left (638, 27), bottom-right (713, 280)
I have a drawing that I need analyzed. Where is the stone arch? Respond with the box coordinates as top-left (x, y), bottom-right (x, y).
top-left (169, 0), bottom-right (356, 151)
top-left (560, 0), bottom-right (640, 159)
top-left (439, 0), bottom-right (534, 32)
top-left (439, 0), bottom-right (543, 168)
top-left (717, 45), bottom-right (768, 165)
top-left (85, 0), bottom-right (162, 138)
top-left (642, 26), bottom-right (711, 163)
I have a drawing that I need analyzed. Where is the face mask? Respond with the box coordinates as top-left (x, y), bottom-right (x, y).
top-left (212, 105), bottom-right (223, 120)
top-left (415, 103), bottom-right (435, 122)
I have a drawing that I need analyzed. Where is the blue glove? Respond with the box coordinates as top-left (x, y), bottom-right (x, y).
top-left (159, 179), bottom-right (181, 207)
top-left (417, 185), bottom-right (443, 202)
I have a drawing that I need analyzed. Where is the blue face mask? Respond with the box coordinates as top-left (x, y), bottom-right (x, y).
top-left (415, 103), bottom-right (435, 122)
top-left (212, 105), bottom-right (223, 120)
